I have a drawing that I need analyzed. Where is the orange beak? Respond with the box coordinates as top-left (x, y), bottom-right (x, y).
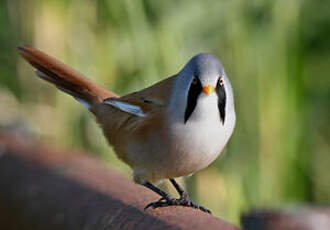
top-left (203, 85), bottom-right (215, 95)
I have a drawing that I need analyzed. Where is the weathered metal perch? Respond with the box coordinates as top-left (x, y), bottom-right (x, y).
top-left (0, 133), bottom-right (239, 230)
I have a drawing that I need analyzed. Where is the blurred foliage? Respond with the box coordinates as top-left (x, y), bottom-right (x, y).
top-left (0, 0), bottom-right (329, 224)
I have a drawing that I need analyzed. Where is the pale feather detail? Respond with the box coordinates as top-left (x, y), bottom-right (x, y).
top-left (36, 70), bottom-right (52, 81)
top-left (36, 71), bottom-right (91, 109)
top-left (103, 99), bottom-right (146, 117)
top-left (74, 97), bottom-right (91, 109)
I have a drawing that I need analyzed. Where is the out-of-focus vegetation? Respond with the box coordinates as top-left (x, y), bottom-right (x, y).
top-left (0, 0), bottom-right (329, 224)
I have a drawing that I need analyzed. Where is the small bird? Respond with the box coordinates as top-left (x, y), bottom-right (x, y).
top-left (18, 45), bottom-right (236, 213)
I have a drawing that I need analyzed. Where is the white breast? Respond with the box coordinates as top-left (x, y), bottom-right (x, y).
top-left (164, 93), bottom-right (236, 177)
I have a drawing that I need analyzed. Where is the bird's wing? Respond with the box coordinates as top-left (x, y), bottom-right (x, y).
top-left (102, 75), bottom-right (177, 116)
top-left (92, 75), bottom-right (177, 164)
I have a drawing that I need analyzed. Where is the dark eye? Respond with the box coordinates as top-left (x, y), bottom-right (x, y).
top-left (218, 76), bottom-right (224, 86)
top-left (192, 76), bottom-right (198, 85)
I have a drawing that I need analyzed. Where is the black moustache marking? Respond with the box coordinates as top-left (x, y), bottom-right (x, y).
top-left (216, 84), bottom-right (226, 125)
top-left (184, 78), bottom-right (202, 123)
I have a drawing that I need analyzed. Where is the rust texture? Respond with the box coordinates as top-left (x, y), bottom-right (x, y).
top-left (242, 208), bottom-right (330, 230)
top-left (0, 133), bottom-right (239, 230)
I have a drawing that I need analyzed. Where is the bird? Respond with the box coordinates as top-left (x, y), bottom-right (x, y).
top-left (18, 45), bottom-right (236, 214)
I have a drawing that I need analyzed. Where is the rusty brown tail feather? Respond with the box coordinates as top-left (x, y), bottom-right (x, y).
top-left (17, 45), bottom-right (118, 108)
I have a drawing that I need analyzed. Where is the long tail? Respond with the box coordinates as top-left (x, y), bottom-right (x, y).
top-left (18, 45), bottom-right (118, 108)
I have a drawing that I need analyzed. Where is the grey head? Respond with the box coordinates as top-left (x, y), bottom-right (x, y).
top-left (170, 53), bottom-right (233, 125)
top-left (185, 53), bottom-right (225, 84)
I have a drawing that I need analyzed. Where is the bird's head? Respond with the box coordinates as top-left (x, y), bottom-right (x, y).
top-left (169, 53), bottom-right (233, 125)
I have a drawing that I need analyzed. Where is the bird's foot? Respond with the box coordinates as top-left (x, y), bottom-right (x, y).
top-left (144, 192), bottom-right (211, 214)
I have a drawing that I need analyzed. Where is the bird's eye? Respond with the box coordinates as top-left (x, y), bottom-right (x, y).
top-left (192, 76), bottom-right (198, 85)
top-left (218, 76), bottom-right (224, 86)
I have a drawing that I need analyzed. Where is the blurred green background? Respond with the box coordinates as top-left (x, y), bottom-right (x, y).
top-left (1, 0), bottom-right (329, 225)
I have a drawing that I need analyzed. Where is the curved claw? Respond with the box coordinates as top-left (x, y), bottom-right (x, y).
top-left (144, 200), bottom-right (168, 210)
top-left (144, 196), bottom-right (211, 214)
top-left (144, 202), bottom-right (154, 210)
top-left (186, 199), bottom-right (211, 213)
top-left (201, 207), bottom-right (211, 214)
top-left (182, 200), bottom-right (211, 214)
top-left (157, 197), bottom-right (167, 202)
top-left (190, 202), bottom-right (211, 213)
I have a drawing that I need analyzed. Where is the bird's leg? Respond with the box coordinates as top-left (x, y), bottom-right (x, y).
top-left (169, 178), bottom-right (186, 196)
top-left (169, 178), bottom-right (211, 214)
top-left (142, 180), bottom-right (211, 214)
top-left (143, 181), bottom-right (173, 201)
top-left (142, 181), bottom-right (176, 209)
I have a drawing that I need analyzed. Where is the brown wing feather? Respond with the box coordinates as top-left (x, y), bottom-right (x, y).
top-left (111, 75), bottom-right (176, 114)
top-left (19, 45), bottom-right (178, 166)
top-left (92, 75), bottom-right (177, 164)
top-left (18, 45), bottom-right (118, 106)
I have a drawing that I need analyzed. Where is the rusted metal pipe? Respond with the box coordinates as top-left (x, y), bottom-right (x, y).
top-left (0, 133), bottom-right (239, 230)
